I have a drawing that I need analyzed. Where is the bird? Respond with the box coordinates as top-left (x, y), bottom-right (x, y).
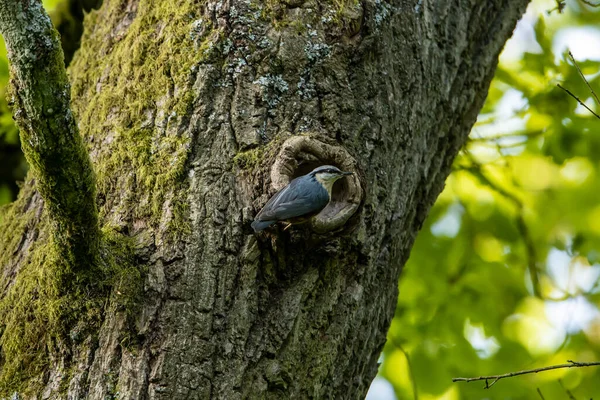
top-left (251, 165), bottom-right (353, 232)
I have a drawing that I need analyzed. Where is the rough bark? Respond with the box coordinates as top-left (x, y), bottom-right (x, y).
top-left (0, 0), bottom-right (530, 398)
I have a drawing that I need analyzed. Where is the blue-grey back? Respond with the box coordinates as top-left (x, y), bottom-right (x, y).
top-left (255, 175), bottom-right (330, 222)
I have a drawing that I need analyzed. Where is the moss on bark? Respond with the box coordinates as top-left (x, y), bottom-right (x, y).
top-left (0, 184), bottom-right (143, 395)
top-left (69, 0), bottom-right (217, 231)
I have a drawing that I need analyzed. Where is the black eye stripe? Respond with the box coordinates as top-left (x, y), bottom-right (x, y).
top-left (316, 167), bottom-right (340, 174)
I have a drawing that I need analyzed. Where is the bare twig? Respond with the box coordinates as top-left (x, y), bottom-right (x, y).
top-left (537, 388), bottom-right (546, 400)
top-left (569, 51), bottom-right (600, 107)
top-left (547, 0), bottom-right (566, 13)
top-left (558, 379), bottom-right (577, 400)
top-left (389, 335), bottom-right (419, 400)
top-left (557, 84), bottom-right (600, 120)
top-left (458, 153), bottom-right (541, 297)
top-left (453, 360), bottom-right (600, 389)
top-left (0, 0), bottom-right (99, 269)
top-left (397, 345), bottom-right (419, 400)
top-left (469, 130), bottom-right (545, 143)
top-left (580, 0), bottom-right (600, 7)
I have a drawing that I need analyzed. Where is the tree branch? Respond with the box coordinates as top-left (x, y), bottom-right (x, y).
top-left (536, 388), bottom-right (546, 400)
top-left (558, 379), bottom-right (577, 400)
top-left (569, 51), bottom-right (600, 107)
top-left (0, 0), bottom-right (99, 270)
top-left (557, 83), bottom-right (600, 120)
top-left (453, 360), bottom-right (600, 389)
top-left (458, 153), bottom-right (542, 298)
top-left (580, 0), bottom-right (600, 7)
top-left (468, 130), bottom-right (545, 143)
top-left (393, 340), bottom-right (419, 400)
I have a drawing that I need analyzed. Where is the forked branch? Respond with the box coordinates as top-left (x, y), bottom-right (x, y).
top-left (453, 360), bottom-right (600, 389)
top-left (557, 84), bottom-right (600, 120)
top-left (557, 51), bottom-right (600, 120)
top-left (568, 51), bottom-right (600, 106)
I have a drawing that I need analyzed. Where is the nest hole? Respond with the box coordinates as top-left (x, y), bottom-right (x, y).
top-left (271, 137), bottom-right (363, 233)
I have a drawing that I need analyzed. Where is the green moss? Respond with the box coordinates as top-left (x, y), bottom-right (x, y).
top-left (0, 192), bottom-right (103, 395)
top-left (331, 0), bottom-right (361, 18)
top-left (100, 226), bottom-right (144, 316)
top-left (0, 186), bottom-right (145, 395)
top-left (3, 0), bottom-right (100, 278)
top-left (290, 20), bottom-right (307, 35)
top-left (0, 239), bottom-right (64, 394)
top-left (170, 200), bottom-right (192, 237)
top-left (69, 0), bottom-right (217, 230)
top-left (234, 147), bottom-right (265, 171)
top-left (233, 135), bottom-right (288, 173)
top-left (0, 187), bottom-right (52, 395)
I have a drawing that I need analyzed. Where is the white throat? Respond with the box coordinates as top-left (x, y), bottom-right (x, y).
top-left (315, 175), bottom-right (338, 196)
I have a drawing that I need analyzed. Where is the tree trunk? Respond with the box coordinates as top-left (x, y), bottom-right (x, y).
top-left (0, 0), bottom-right (529, 398)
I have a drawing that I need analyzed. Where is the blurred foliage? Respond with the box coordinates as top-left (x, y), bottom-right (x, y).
top-left (0, 34), bottom-right (25, 204)
top-left (377, 1), bottom-right (600, 399)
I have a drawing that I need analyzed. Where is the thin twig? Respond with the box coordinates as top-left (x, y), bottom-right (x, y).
top-left (537, 388), bottom-right (546, 400)
top-left (547, 0), bottom-right (566, 14)
top-left (580, 0), bottom-right (600, 7)
top-left (390, 336), bottom-right (419, 400)
top-left (569, 51), bottom-right (600, 107)
top-left (458, 153), bottom-right (541, 297)
top-left (558, 379), bottom-right (577, 400)
top-left (453, 360), bottom-right (600, 389)
top-left (557, 84), bottom-right (600, 120)
top-left (400, 346), bottom-right (419, 400)
top-left (468, 130), bottom-right (545, 143)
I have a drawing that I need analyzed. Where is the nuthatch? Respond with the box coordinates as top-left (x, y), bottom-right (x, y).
top-left (251, 165), bottom-right (353, 232)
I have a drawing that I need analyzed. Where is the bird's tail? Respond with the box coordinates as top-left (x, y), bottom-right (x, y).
top-left (251, 220), bottom-right (275, 232)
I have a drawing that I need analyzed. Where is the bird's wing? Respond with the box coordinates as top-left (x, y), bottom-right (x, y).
top-left (256, 179), bottom-right (328, 221)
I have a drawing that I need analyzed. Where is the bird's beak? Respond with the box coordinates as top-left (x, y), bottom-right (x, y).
top-left (342, 171), bottom-right (353, 176)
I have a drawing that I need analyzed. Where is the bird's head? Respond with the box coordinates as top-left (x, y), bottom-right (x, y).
top-left (310, 165), bottom-right (353, 192)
